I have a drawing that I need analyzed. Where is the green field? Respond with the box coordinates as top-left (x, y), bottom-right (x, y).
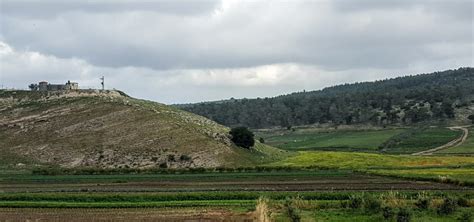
top-left (270, 151), bottom-right (474, 185)
top-left (438, 127), bottom-right (474, 154)
top-left (257, 128), bottom-right (405, 152)
top-left (370, 168), bottom-right (474, 184)
top-left (271, 151), bottom-right (474, 170)
top-left (381, 127), bottom-right (463, 154)
top-left (257, 127), bottom-right (461, 154)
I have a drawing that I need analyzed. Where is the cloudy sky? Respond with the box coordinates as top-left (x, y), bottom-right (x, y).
top-left (0, 0), bottom-right (472, 104)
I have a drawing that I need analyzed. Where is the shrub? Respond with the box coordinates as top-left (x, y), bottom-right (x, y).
top-left (180, 154), bottom-right (191, 161)
top-left (415, 198), bottom-right (430, 210)
top-left (364, 195), bottom-right (381, 213)
top-left (229, 127), bottom-right (255, 149)
top-left (457, 197), bottom-right (469, 207)
top-left (397, 208), bottom-right (411, 222)
top-left (382, 206), bottom-right (394, 220)
top-left (437, 197), bottom-right (457, 215)
top-left (468, 115), bottom-right (474, 124)
top-left (349, 195), bottom-right (363, 209)
top-left (159, 162), bottom-right (168, 168)
top-left (167, 155), bottom-right (176, 162)
top-left (285, 198), bottom-right (301, 222)
top-left (458, 212), bottom-right (472, 222)
top-left (259, 137), bottom-right (265, 143)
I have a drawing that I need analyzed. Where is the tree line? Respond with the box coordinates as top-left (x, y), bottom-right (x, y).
top-left (178, 68), bottom-right (474, 128)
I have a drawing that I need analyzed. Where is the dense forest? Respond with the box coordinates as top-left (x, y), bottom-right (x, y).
top-left (178, 68), bottom-right (474, 128)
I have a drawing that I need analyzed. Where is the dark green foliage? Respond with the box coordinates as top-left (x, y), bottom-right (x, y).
top-left (382, 206), bottom-right (394, 220)
top-left (284, 198), bottom-right (301, 222)
top-left (363, 195), bottom-right (381, 213)
top-left (468, 115), bottom-right (474, 124)
top-left (458, 212), bottom-right (472, 222)
top-left (348, 195), bottom-right (363, 209)
top-left (159, 162), bottom-right (168, 169)
top-left (457, 197), bottom-right (469, 207)
top-left (229, 127), bottom-right (255, 149)
top-left (414, 198), bottom-right (430, 210)
top-left (259, 137), bottom-right (265, 143)
top-left (397, 208), bottom-right (411, 222)
top-left (180, 155), bottom-right (191, 161)
top-left (437, 197), bottom-right (457, 215)
top-left (179, 68), bottom-right (473, 128)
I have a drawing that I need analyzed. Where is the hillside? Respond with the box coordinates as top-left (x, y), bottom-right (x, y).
top-left (178, 68), bottom-right (474, 128)
top-left (0, 90), bottom-right (287, 169)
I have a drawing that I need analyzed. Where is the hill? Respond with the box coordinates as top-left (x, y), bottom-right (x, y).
top-left (0, 90), bottom-right (287, 169)
top-left (178, 68), bottom-right (474, 128)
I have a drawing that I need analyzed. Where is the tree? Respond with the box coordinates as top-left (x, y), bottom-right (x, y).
top-left (229, 127), bottom-right (255, 149)
top-left (468, 115), bottom-right (474, 124)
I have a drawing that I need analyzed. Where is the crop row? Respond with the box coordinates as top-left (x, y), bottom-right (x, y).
top-left (0, 191), bottom-right (471, 202)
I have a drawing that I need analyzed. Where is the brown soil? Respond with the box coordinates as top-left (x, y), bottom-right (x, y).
top-left (0, 208), bottom-right (255, 222)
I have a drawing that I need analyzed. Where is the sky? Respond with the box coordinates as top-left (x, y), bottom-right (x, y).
top-left (0, 0), bottom-right (472, 104)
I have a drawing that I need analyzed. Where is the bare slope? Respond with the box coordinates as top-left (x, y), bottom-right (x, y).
top-left (0, 90), bottom-right (287, 169)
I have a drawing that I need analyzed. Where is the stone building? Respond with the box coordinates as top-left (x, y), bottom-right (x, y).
top-left (29, 81), bottom-right (79, 91)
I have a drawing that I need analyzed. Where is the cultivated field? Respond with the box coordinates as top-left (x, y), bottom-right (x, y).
top-left (256, 127), bottom-right (462, 154)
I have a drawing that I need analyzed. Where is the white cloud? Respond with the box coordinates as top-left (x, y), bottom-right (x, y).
top-left (0, 0), bottom-right (472, 103)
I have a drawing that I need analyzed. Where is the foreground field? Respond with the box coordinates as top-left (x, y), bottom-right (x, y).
top-left (1, 191), bottom-right (472, 222)
top-left (1, 170), bottom-right (463, 193)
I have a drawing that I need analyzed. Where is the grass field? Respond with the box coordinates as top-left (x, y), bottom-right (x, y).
top-left (438, 127), bottom-right (474, 154)
top-left (257, 128), bottom-right (405, 152)
top-left (257, 127), bottom-right (461, 154)
top-left (271, 151), bottom-right (474, 170)
top-left (270, 151), bottom-right (474, 185)
top-left (381, 127), bottom-right (463, 154)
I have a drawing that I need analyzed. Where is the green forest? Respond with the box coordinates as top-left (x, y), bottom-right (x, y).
top-left (178, 68), bottom-right (474, 128)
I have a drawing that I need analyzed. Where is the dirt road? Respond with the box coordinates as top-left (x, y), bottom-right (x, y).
top-left (412, 126), bottom-right (470, 155)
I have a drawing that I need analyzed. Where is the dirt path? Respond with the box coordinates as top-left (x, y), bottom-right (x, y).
top-left (412, 126), bottom-right (470, 156)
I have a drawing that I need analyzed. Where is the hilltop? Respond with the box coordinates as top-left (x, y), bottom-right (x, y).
top-left (0, 90), bottom-right (287, 169)
top-left (179, 68), bottom-right (474, 128)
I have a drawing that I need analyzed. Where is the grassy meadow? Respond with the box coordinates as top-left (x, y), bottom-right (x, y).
top-left (256, 127), bottom-right (462, 154)
top-left (437, 126), bottom-right (474, 154)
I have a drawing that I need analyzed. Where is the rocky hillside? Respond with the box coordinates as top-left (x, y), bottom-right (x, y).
top-left (0, 90), bottom-right (287, 169)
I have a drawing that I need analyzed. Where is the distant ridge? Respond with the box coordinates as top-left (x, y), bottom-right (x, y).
top-left (178, 68), bottom-right (474, 128)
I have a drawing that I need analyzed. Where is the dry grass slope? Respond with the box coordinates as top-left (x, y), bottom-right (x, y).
top-left (0, 90), bottom-right (287, 169)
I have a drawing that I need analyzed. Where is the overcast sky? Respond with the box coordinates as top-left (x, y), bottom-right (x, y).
top-left (0, 0), bottom-right (472, 104)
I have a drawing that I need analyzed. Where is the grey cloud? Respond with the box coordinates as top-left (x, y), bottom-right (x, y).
top-left (0, 0), bottom-right (471, 71)
top-left (0, 0), bottom-right (219, 18)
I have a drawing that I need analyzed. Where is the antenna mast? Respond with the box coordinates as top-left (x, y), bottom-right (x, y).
top-left (100, 76), bottom-right (104, 91)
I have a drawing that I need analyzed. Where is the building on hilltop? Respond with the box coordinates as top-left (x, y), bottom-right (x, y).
top-left (29, 80), bottom-right (79, 91)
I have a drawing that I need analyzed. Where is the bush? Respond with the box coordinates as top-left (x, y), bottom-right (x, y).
top-left (458, 212), bottom-right (472, 222)
top-left (468, 115), bottom-right (474, 124)
top-left (259, 137), bottom-right (265, 143)
top-left (167, 155), bottom-right (175, 162)
top-left (285, 198), bottom-right (301, 222)
top-left (382, 206), bottom-right (394, 220)
top-left (159, 162), bottom-right (168, 168)
top-left (415, 198), bottom-right (430, 210)
top-left (180, 154), bottom-right (191, 161)
top-left (457, 197), bottom-right (469, 207)
top-left (229, 127), bottom-right (255, 149)
top-left (364, 196), bottom-right (381, 213)
top-left (397, 208), bottom-right (411, 222)
top-left (349, 195), bottom-right (363, 209)
top-left (437, 197), bottom-right (457, 215)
